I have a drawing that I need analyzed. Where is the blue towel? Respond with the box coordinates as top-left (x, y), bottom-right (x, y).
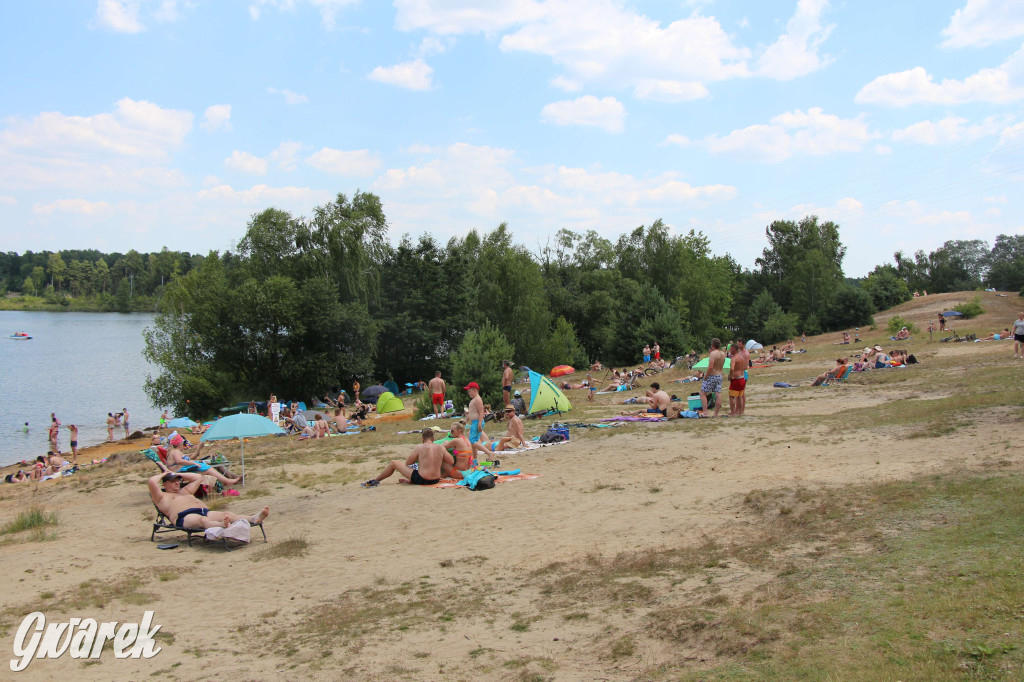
top-left (774, 382), bottom-right (796, 388)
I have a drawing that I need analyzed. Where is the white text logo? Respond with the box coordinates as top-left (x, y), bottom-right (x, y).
top-left (11, 611), bottom-right (162, 672)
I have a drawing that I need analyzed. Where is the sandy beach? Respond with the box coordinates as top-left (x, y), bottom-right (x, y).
top-left (1, 291), bottom-right (1022, 680)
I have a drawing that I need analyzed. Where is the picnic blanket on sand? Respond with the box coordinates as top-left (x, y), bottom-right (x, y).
top-left (599, 416), bottom-right (666, 422)
top-left (426, 472), bottom-right (541, 489)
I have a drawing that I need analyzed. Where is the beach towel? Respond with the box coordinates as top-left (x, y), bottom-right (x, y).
top-left (599, 416), bottom-right (666, 422)
top-left (773, 382), bottom-right (797, 388)
top-left (425, 472), bottom-right (541, 489)
top-left (205, 518), bottom-right (250, 543)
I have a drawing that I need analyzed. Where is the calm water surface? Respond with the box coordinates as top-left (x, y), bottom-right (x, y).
top-left (0, 311), bottom-right (163, 466)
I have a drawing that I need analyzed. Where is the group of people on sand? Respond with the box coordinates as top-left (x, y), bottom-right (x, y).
top-left (361, 380), bottom-right (526, 488)
top-left (696, 338), bottom-right (750, 418)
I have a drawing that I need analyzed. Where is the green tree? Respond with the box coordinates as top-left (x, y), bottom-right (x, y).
top-left (863, 265), bottom-right (911, 311)
top-left (747, 290), bottom-right (797, 344)
top-left (31, 266), bottom-right (45, 293)
top-left (457, 224), bottom-right (552, 369)
top-left (115, 277), bottom-right (131, 312)
top-left (374, 235), bottom-right (472, 382)
top-left (609, 285), bottom-right (687, 365)
top-left (985, 234), bottom-right (1024, 292)
top-left (92, 259), bottom-right (110, 295)
top-left (449, 322), bottom-right (515, 411)
top-left (21, 276), bottom-right (35, 296)
top-left (820, 285), bottom-right (875, 330)
top-left (47, 253), bottom-right (66, 292)
top-left (541, 316), bottom-right (589, 371)
top-left (754, 215), bottom-right (846, 321)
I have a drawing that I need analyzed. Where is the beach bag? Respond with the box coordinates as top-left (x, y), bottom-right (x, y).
top-left (907, 354), bottom-right (918, 364)
top-left (538, 430), bottom-right (566, 444)
top-left (460, 469), bottom-right (496, 491)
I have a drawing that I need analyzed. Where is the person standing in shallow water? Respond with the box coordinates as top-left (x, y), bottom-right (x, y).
top-left (106, 413), bottom-right (116, 441)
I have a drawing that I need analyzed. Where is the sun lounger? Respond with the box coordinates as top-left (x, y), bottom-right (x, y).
top-left (150, 504), bottom-right (266, 551)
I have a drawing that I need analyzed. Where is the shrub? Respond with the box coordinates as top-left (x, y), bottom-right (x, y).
top-left (887, 315), bottom-right (919, 335)
top-left (953, 297), bottom-right (985, 319)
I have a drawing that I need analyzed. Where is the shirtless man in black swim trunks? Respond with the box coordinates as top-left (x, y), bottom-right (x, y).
top-left (361, 429), bottom-right (452, 487)
top-left (148, 469), bottom-right (269, 530)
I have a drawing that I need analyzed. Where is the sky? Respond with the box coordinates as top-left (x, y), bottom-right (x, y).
top-left (1, 0), bottom-right (1022, 277)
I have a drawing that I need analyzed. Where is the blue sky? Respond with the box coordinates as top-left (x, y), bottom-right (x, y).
top-left (1, 0), bottom-right (1022, 277)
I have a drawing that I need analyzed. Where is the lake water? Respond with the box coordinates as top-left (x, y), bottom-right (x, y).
top-left (0, 311), bottom-right (162, 467)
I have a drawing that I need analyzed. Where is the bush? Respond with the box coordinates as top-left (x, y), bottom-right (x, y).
top-left (953, 298), bottom-right (985, 319)
top-left (887, 315), bottom-right (919, 335)
top-left (412, 389), bottom-right (434, 420)
top-left (449, 321), bottom-right (515, 411)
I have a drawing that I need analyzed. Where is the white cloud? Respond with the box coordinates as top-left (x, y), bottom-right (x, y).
top-left (197, 183), bottom-right (332, 205)
top-left (417, 36), bottom-right (451, 57)
top-left (0, 98), bottom-right (192, 159)
top-left (33, 198), bottom-right (113, 216)
top-left (224, 150), bottom-right (268, 175)
top-left (267, 87), bottom-right (309, 105)
top-left (367, 59), bottom-right (434, 90)
top-left (663, 134), bottom-right (691, 146)
top-left (0, 195), bottom-right (18, 205)
top-left (942, 0), bottom-right (1024, 48)
top-left (373, 142), bottom-right (735, 240)
top-left (154, 0), bottom-right (182, 23)
top-left (633, 79), bottom-right (709, 102)
top-left (94, 0), bottom-right (145, 33)
top-left (201, 104), bottom-right (232, 132)
top-left (856, 44), bottom-right (1024, 106)
top-left (248, 0), bottom-right (360, 30)
top-left (395, 1), bottom-right (833, 95)
top-left (705, 107), bottom-right (877, 162)
top-left (222, 142), bottom-right (306, 175)
top-left (549, 75), bottom-right (582, 92)
top-left (998, 121), bottom-right (1024, 145)
top-left (756, 0), bottom-right (835, 80)
top-left (541, 95), bottom-right (625, 133)
top-left (270, 141), bottom-right (304, 171)
top-left (306, 147), bottom-right (381, 175)
top-left (393, 0), bottom-right (545, 34)
top-left (891, 115), bottom-right (1008, 145)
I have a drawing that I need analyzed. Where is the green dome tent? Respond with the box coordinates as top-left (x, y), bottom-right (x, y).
top-left (528, 369), bottom-right (572, 414)
top-left (375, 391), bottom-right (405, 414)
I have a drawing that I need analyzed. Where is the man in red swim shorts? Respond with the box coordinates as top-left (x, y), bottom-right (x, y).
top-left (428, 371), bottom-right (447, 418)
top-left (728, 337), bottom-right (750, 416)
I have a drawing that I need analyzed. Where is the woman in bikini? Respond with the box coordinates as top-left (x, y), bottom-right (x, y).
top-left (442, 422), bottom-right (474, 481)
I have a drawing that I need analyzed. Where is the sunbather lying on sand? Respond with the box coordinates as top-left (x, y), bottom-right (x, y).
top-left (976, 329), bottom-right (1011, 341)
top-left (149, 470), bottom-right (269, 530)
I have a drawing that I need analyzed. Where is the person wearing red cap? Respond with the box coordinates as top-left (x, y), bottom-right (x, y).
top-left (166, 433), bottom-right (241, 486)
top-left (464, 381), bottom-right (485, 443)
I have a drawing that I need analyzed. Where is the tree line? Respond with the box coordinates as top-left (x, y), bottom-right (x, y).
top-left (7, 191), bottom-right (1021, 417)
top-left (0, 247), bottom-right (202, 312)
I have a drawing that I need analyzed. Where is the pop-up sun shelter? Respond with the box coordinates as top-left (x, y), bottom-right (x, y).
top-left (528, 369), bottom-right (572, 414)
top-left (375, 391), bottom-right (405, 414)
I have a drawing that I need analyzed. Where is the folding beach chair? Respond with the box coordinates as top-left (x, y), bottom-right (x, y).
top-left (151, 504), bottom-right (267, 551)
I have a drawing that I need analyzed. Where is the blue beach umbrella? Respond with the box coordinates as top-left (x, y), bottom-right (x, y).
top-left (200, 414), bottom-right (285, 485)
top-left (166, 417), bottom-right (198, 428)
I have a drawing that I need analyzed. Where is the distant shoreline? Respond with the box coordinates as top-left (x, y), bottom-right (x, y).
top-left (0, 294), bottom-right (156, 313)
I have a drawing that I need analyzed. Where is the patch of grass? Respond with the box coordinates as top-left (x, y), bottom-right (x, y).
top-left (0, 566), bottom-right (194, 633)
top-left (1, 506), bottom-right (59, 535)
top-left (609, 634), bottom-right (635, 659)
top-left (250, 536), bottom-right (310, 562)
